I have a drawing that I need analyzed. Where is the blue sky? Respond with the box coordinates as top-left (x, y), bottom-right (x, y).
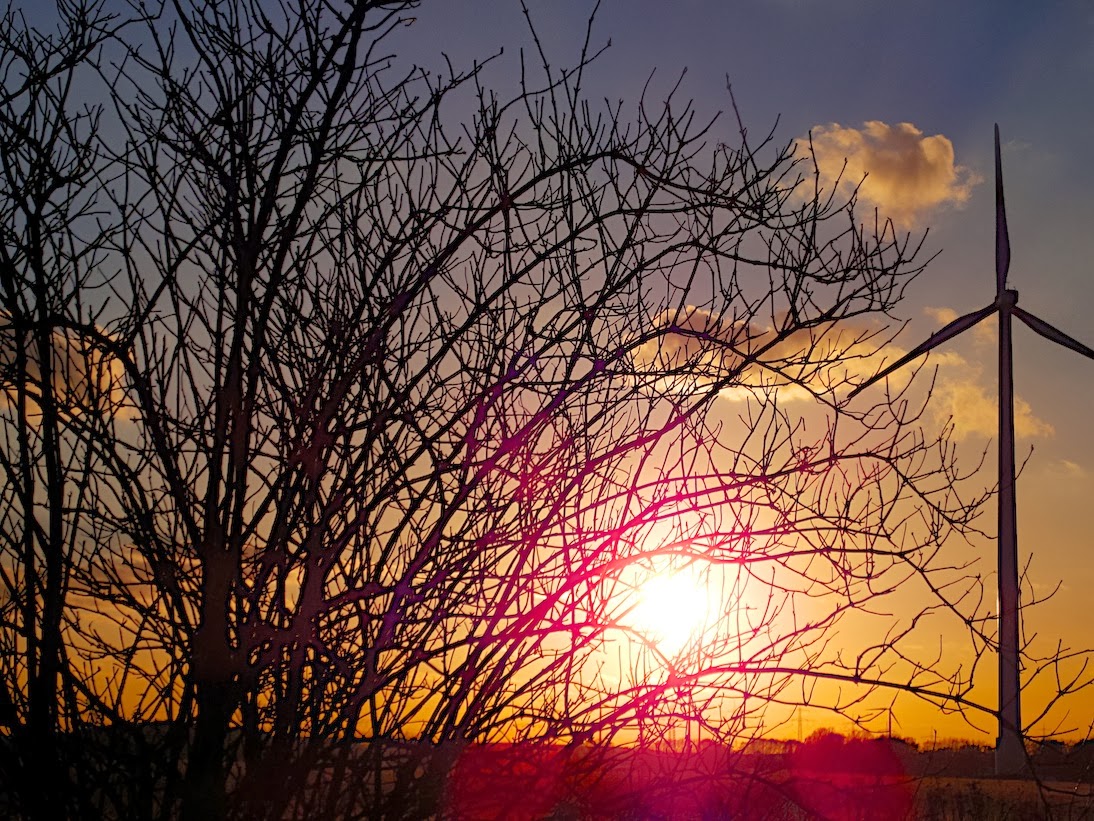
top-left (397, 0), bottom-right (1094, 323)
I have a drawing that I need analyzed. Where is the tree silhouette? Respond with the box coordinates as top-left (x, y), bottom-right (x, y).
top-left (3, 2), bottom-right (1074, 819)
top-left (0, 2), bottom-right (146, 817)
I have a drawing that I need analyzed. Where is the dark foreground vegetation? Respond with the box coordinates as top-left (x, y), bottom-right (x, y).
top-left (4, 728), bottom-right (1094, 819)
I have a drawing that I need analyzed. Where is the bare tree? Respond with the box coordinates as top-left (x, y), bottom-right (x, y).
top-left (3, 1), bottom-right (1062, 819)
top-left (0, 2), bottom-right (151, 817)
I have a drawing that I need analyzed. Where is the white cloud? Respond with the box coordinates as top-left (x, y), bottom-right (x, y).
top-left (798, 121), bottom-right (980, 226)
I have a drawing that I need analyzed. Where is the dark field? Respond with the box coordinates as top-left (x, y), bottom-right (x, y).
top-left (429, 739), bottom-right (1094, 820)
top-left (5, 730), bottom-right (1094, 819)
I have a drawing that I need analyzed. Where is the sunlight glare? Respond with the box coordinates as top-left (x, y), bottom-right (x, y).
top-left (629, 570), bottom-right (710, 657)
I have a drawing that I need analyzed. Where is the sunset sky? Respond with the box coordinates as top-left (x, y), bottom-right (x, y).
top-left (20, 0), bottom-right (1093, 745)
top-left (395, 0), bottom-right (1094, 743)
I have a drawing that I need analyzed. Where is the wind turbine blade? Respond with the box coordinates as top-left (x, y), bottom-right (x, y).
top-left (1013, 306), bottom-right (1094, 361)
top-left (995, 124), bottom-right (1011, 294)
top-left (846, 303), bottom-right (997, 399)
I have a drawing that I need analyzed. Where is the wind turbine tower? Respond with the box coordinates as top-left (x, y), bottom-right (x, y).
top-left (848, 125), bottom-right (1094, 776)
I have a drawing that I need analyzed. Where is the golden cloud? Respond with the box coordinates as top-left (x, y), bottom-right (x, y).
top-left (631, 306), bottom-right (902, 401)
top-left (931, 377), bottom-right (1053, 441)
top-left (798, 121), bottom-right (980, 226)
top-left (916, 305), bottom-right (1049, 440)
top-left (0, 319), bottom-right (130, 418)
top-left (923, 306), bottom-right (959, 326)
top-left (633, 304), bottom-right (1055, 441)
top-left (630, 307), bottom-right (753, 393)
top-left (924, 304), bottom-right (994, 346)
top-left (1056, 459), bottom-right (1088, 480)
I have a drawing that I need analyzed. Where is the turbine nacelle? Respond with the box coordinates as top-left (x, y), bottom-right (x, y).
top-left (998, 288), bottom-right (1018, 310)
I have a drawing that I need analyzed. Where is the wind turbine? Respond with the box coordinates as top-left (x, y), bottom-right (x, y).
top-left (848, 125), bottom-right (1094, 776)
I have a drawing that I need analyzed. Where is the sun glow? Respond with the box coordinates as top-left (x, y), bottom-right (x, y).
top-left (629, 569), bottom-right (711, 657)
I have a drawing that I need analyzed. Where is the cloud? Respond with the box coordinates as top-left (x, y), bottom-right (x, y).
top-left (631, 306), bottom-right (899, 401)
top-left (924, 305), bottom-right (994, 346)
top-left (630, 308), bottom-right (747, 389)
top-left (1056, 459), bottom-right (1088, 480)
top-left (931, 378), bottom-right (1054, 441)
top-left (923, 306), bottom-right (958, 326)
top-left (0, 318), bottom-right (129, 418)
top-left (915, 305), bottom-right (1050, 440)
top-left (798, 121), bottom-right (980, 226)
top-left (633, 305), bottom-right (1054, 440)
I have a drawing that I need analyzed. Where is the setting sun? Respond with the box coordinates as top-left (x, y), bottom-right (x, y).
top-left (629, 570), bottom-right (711, 657)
